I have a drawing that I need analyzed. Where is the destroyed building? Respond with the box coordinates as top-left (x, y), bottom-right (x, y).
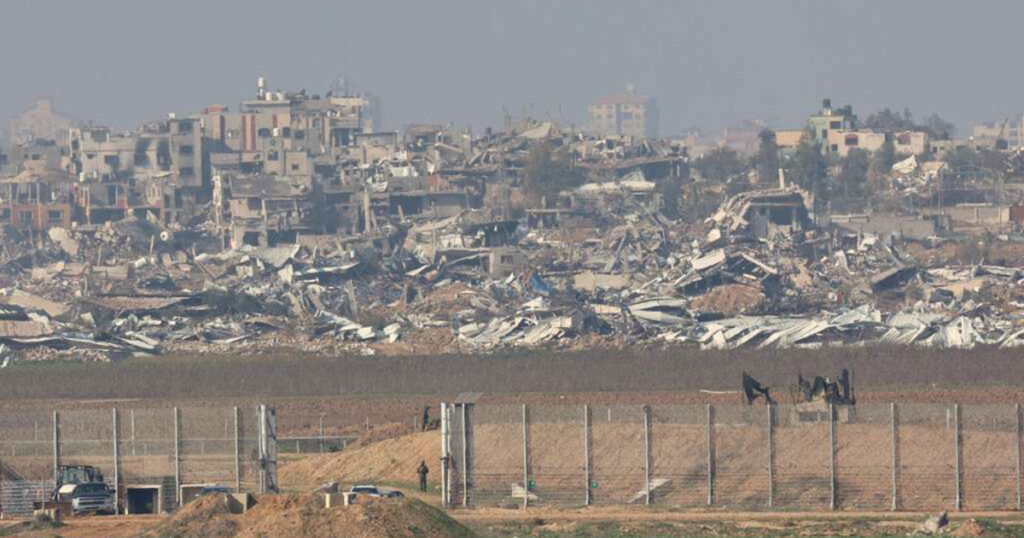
top-left (3, 81), bottom-right (1024, 366)
top-left (0, 165), bottom-right (77, 230)
top-left (710, 188), bottom-right (811, 240)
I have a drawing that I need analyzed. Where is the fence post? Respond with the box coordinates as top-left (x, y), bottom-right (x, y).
top-left (256, 405), bottom-right (278, 494)
top-left (829, 403), bottom-right (836, 511)
top-left (891, 403), bottom-right (899, 511)
top-left (112, 408), bottom-right (120, 514)
top-left (1016, 403), bottom-right (1021, 511)
top-left (319, 416), bottom-right (325, 454)
top-left (643, 406), bottom-right (651, 505)
top-left (461, 404), bottom-right (469, 508)
top-left (52, 411), bottom-right (60, 483)
top-left (173, 407), bottom-right (181, 506)
top-left (767, 404), bottom-right (774, 508)
top-left (583, 404), bottom-right (591, 506)
top-left (440, 403), bottom-right (449, 509)
top-left (706, 404), bottom-right (714, 506)
top-left (521, 404), bottom-right (529, 509)
top-left (954, 403), bottom-right (961, 511)
top-left (130, 409), bottom-right (136, 457)
top-left (234, 407), bottom-right (241, 493)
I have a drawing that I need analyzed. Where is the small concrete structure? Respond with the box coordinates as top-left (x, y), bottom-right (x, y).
top-left (228, 493), bottom-right (256, 514)
top-left (179, 483), bottom-right (220, 505)
top-left (324, 492), bottom-right (356, 508)
top-left (124, 485), bottom-right (163, 514)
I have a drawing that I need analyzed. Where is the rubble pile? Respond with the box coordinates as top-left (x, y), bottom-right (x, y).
top-left (3, 176), bottom-right (1024, 365)
top-left (3, 86), bottom-right (1024, 363)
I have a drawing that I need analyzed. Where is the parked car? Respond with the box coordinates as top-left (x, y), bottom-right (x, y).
top-left (381, 490), bottom-right (405, 498)
top-left (70, 482), bottom-right (115, 515)
top-left (349, 485), bottom-right (381, 497)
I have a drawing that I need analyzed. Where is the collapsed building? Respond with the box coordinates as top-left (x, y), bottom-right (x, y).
top-left (3, 82), bottom-right (1024, 364)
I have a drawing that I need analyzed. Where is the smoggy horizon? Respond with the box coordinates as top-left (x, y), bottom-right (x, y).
top-left (2, 0), bottom-right (1023, 138)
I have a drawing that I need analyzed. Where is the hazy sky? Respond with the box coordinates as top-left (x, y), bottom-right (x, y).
top-left (2, 0), bottom-right (1022, 137)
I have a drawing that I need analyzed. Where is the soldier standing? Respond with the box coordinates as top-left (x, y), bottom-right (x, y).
top-left (417, 460), bottom-right (429, 492)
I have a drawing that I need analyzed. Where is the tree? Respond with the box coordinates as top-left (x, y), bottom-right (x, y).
top-left (864, 107), bottom-right (956, 140)
top-left (922, 113), bottom-right (956, 140)
top-left (863, 108), bottom-right (915, 133)
top-left (785, 130), bottom-right (830, 212)
top-left (754, 129), bottom-right (780, 185)
top-left (786, 130), bottom-right (827, 190)
top-left (943, 147), bottom-right (1008, 176)
top-left (837, 148), bottom-right (870, 197)
top-left (693, 146), bottom-right (746, 183)
top-left (521, 142), bottom-right (584, 206)
top-left (869, 136), bottom-right (896, 183)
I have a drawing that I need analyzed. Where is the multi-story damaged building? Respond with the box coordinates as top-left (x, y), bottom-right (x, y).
top-left (224, 174), bottom-right (323, 248)
top-left (201, 78), bottom-right (376, 156)
top-left (0, 79), bottom-right (401, 239)
top-left (66, 117), bottom-right (206, 225)
top-left (0, 165), bottom-right (77, 230)
top-left (0, 138), bottom-right (67, 176)
top-left (69, 118), bottom-right (204, 186)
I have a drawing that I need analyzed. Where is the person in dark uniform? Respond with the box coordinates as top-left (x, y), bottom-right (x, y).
top-left (417, 460), bottom-right (429, 491)
top-left (421, 406), bottom-right (430, 431)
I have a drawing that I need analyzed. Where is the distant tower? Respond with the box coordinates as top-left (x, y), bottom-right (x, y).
top-left (587, 85), bottom-right (658, 139)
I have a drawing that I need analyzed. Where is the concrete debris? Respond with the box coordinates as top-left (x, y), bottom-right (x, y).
top-left (4, 95), bottom-right (1024, 363)
top-left (47, 227), bottom-right (79, 257)
top-left (3, 182), bottom-right (1024, 361)
top-left (915, 511), bottom-right (949, 535)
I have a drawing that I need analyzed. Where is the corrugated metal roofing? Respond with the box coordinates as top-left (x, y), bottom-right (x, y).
top-left (82, 296), bottom-right (187, 311)
top-left (0, 320), bottom-right (53, 338)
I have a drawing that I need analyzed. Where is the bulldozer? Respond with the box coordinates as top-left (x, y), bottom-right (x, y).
top-left (790, 368), bottom-right (855, 424)
top-left (52, 465), bottom-right (105, 502)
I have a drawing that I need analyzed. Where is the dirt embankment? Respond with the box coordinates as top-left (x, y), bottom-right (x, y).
top-left (280, 430), bottom-right (440, 489)
top-left (143, 494), bottom-right (472, 538)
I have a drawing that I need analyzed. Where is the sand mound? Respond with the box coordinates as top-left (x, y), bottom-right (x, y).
top-left (349, 422), bottom-right (418, 450)
top-left (688, 283), bottom-right (764, 314)
top-left (143, 494), bottom-right (472, 538)
top-left (280, 430), bottom-right (439, 489)
top-left (951, 518), bottom-right (986, 536)
top-left (143, 494), bottom-right (239, 538)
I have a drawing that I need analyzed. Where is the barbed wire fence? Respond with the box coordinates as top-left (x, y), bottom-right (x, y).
top-left (442, 402), bottom-right (1024, 512)
top-left (0, 405), bottom-right (276, 518)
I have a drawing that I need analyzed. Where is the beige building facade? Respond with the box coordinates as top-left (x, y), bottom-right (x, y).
top-left (827, 130), bottom-right (928, 157)
top-left (8, 98), bottom-right (75, 145)
top-left (587, 87), bottom-right (658, 139)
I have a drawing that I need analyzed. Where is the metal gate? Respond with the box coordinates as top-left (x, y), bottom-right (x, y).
top-left (0, 480), bottom-right (53, 517)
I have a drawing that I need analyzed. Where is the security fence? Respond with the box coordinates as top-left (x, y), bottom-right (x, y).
top-left (0, 405), bottom-right (277, 517)
top-left (441, 402), bottom-right (1024, 511)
